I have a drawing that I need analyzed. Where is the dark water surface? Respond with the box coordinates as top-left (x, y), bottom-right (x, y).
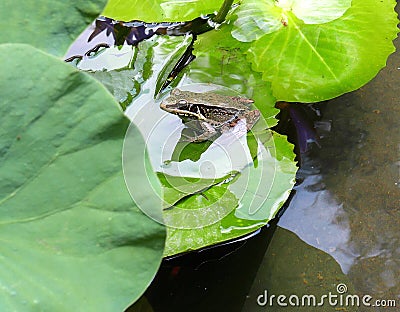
top-left (244, 7), bottom-right (400, 312)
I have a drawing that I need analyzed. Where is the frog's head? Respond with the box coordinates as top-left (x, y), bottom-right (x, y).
top-left (162, 89), bottom-right (183, 105)
top-left (160, 89), bottom-right (198, 117)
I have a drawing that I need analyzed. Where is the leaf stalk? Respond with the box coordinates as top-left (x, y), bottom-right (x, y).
top-left (213, 0), bottom-right (234, 24)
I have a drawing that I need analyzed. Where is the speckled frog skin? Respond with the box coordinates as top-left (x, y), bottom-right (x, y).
top-left (160, 89), bottom-right (260, 142)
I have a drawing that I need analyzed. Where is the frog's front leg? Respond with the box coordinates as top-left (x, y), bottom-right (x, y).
top-left (183, 121), bottom-right (218, 142)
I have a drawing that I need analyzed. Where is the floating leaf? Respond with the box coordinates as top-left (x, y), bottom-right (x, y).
top-left (162, 131), bottom-right (297, 256)
top-left (231, 0), bottom-right (284, 42)
top-left (232, 0), bottom-right (351, 42)
top-left (235, 0), bottom-right (398, 102)
top-left (0, 0), bottom-right (107, 57)
top-left (103, 0), bottom-right (224, 22)
top-left (0, 44), bottom-right (165, 311)
top-left (233, 132), bottom-right (297, 221)
top-left (283, 0), bottom-right (352, 24)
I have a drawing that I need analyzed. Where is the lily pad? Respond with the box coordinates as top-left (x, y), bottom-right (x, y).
top-left (163, 131), bottom-right (297, 256)
top-left (232, 0), bottom-right (352, 42)
top-left (0, 44), bottom-right (165, 311)
top-left (103, 0), bottom-right (224, 22)
top-left (232, 0), bottom-right (399, 102)
top-left (0, 0), bottom-right (107, 57)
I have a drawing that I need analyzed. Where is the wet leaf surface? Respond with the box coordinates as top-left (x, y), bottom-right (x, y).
top-left (0, 44), bottom-right (165, 311)
top-left (0, 0), bottom-right (107, 57)
top-left (236, 0), bottom-right (398, 102)
top-left (232, 0), bottom-right (352, 42)
top-left (103, 0), bottom-right (224, 22)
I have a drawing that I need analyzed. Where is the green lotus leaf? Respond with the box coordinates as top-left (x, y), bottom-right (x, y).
top-left (232, 0), bottom-right (351, 42)
top-left (241, 0), bottom-right (398, 102)
top-left (103, 0), bottom-right (224, 22)
top-left (231, 0), bottom-right (284, 42)
top-left (283, 0), bottom-right (351, 24)
top-left (163, 131), bottom-right (297, 256)
top-left (0, 43), bottom-right (165, 312)
top-left (0, 0), bottom-right (107, 57)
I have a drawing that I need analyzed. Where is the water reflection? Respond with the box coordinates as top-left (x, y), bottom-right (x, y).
top-left (245, 24), bottom-right (400, 311)
top-left (279, 156), bottom-right (356, 274)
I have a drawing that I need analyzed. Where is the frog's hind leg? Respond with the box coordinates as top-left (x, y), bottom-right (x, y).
top-left (244, 110), bottom-right (260, 130)
top-left (182, 121), bottom-right (218, 142)
top-left (232, 96), bottom-right (254, 107)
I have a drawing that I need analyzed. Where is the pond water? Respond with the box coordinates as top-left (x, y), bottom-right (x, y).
top-left (243, 9), bottom-right (400, 311)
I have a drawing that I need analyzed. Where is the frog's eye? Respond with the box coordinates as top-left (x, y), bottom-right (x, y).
top-left (178, 99), bottom-right (187, 105)
top-left (172, 89), bottom-right (181, 96)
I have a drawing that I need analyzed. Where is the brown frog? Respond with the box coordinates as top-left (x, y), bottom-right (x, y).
top-left (160, 89), bottom-right (260, 142)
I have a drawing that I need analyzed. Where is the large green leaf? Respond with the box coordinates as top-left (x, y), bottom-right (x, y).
top-left (103, 0), bottom-right (224, 22)
top-left (0, 0), bottom-right (107, 57)
top-left (0, 43), bottom-right (165, 311)
top-left (232, 0), bottom-right (398, 102)
top-left (232, 0), bottom-right (352, 42)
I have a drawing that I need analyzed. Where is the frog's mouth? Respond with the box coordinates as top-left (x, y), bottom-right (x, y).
top-left (162, 103), bottom-right (206, 120)
top-left (177, 111), bottom-right (204, 119)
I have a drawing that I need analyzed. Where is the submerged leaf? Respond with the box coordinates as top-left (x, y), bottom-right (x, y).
top-left (0, 44), bottom-right (165, 311)
top-left (163, 184), bottom-right (239, 230)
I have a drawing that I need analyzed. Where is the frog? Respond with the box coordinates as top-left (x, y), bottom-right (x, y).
top-left (160, 88), bottom-right (260, 142)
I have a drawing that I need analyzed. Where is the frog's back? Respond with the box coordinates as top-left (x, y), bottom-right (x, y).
top-left (184, 90), bottom-right (252, 110)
